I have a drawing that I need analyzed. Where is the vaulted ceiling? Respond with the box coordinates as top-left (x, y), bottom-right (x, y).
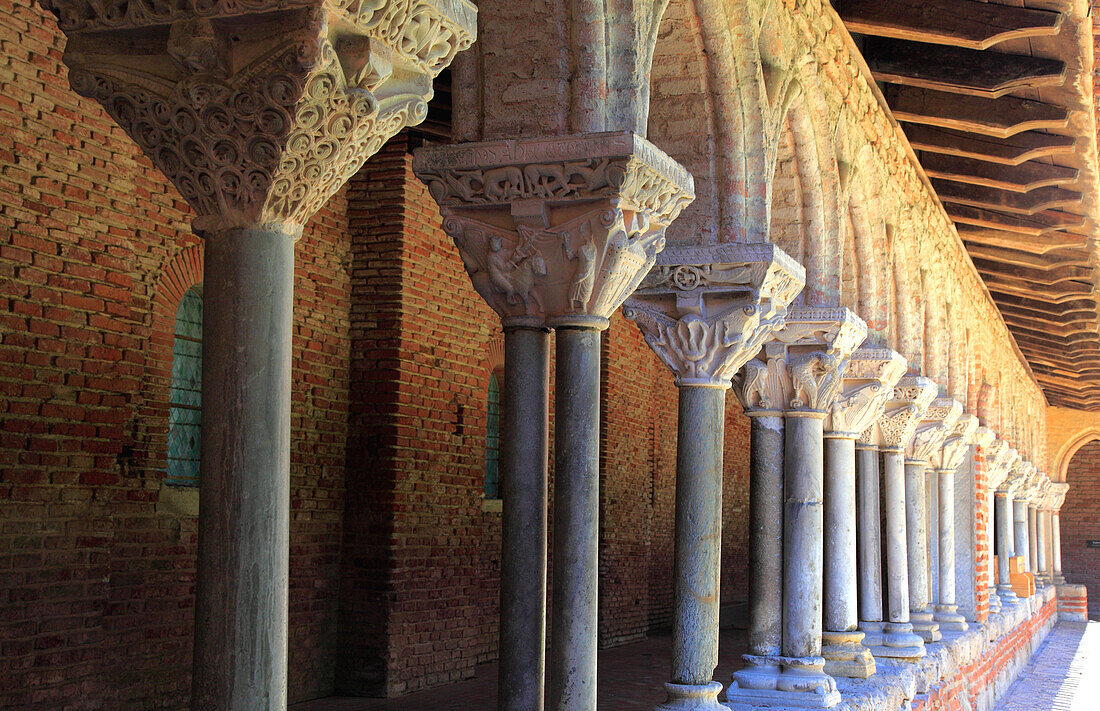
top-left (839, 0), bottom-right (1100, 409)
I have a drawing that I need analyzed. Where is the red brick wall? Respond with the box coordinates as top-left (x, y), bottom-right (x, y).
top-left (0, 2), bottom-right (351, 707)
top-left (1061, 439), bottom-right (1100, 619)
top-left (973, 445), bottom-right (990, 622)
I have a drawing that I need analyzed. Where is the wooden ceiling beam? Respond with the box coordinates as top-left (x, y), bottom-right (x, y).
top-left (996, 301), bottom-right (1097, 323)
top-left (989, 292), bottom-right (1098, 314)
top-left (964, 244), bottom-right (1092, 270)
top-left (985, 278), bottom-right (1093, 302)
top-left (903, 125), bottom-right (1076, 166)
top-left (866, 38), bottom-right (1065, 98)
top-left (958, 227), bottom-right (1088, 253)
top-left (922, 154), bottom-right (1078, 193)
top-left (935, 179), bottom-right (1083, 214)
top-left (973, 261), bottom-right (1093, 286)
top-left (837, 0), bottom-right (1062, 50)
top-left (947, 205), bottom-right (1085, 235)
top-left (888, 86), bottom-right (1069, 138)
top-left (1002, 315), bottom-right (1097, 338)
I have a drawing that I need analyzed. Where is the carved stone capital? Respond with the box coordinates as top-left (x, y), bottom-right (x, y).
top-left (1001, 459), bottom-right (1033, 497)
top-left (985, 439), bottom-right (1018, 491)
top-left (972, 426), bottom-right (995, 451)
top-left (824, 349), bottom-right (907, 437)
top-left (907, 397), bottom-right (962, 464)
top-left (624, 243), bottom-right (804, 387)
top-left (934, 413), bottom-right (979, 472)
top-left (736, 307), bottom-right (867, 414)
top-left (46, 0), bottom-right (476, 235)
top-left (864, 376), bottom-right (936, 450)
top-left (1048, 482), bottom-right (1069, 511)
top-left (413, 132), bottom-right (695, 327)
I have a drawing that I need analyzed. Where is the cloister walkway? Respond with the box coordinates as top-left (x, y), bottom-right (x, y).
top-left (995, 621), bottom-right (1099, 711)
top-left (292, 621), bottom-right (1099, 711)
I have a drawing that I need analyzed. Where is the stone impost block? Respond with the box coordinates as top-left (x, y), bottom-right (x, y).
top-left (625, 242), bottom-right (804, 387)
top-left (414, 131), bottom-right (695, 328)
top-left (736, 307), bottom-right (867, 414)
top-left (863, 375), bottom-right (936, 451)
top-left (908, 397), bottom-right (962, 465)
top-left (824, 348), bottom-right (907, 438)
top-left (48, 0), bottom-right (476, 235)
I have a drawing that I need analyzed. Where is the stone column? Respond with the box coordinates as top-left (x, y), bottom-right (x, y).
top-left (931, 414), bottom-right (977, 632)
top-left (1051, 483), bottom-right (1069, 584)
top-left (1036, 507), bottom-right (1051, 588)
top-left (862, 377), bottom-right (935, 660)
top-left (982, 440), bottom-right (1016, 615)
top-left (416, 132), bottom-right (695, 711)
top-left (820, 349), bottom-right (906, 678)
top-left (727, 308), bottom-right (867, 710)
top-left (904, 398), bottom-right (962, 643)
top-left (855, 444), bottom-right (883, 645)
top-left (1027, 503), bottom-right (1039, 577)
top-left (50, 6), bottom-right (476, 708)
top-left (626, 243), bottom-right (804, 711)
top-left (995, 487), bottom-right (1018, 605)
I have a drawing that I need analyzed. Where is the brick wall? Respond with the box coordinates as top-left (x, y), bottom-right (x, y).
top-left (0, 1), bottom-right (351, 707)
top-left (1061, 440), bottom-right (1100, 619)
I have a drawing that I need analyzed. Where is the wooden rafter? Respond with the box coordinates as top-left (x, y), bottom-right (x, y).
top-left (958, 226), bottom-right (1087, 253)
top-left (964, 244), bottom-right (1091, 270)
top-left (888, 86), bottom-right (1069, 138)
top-left (946, 205), bottom-right (1085, 234)
top-left (934, 179), bottom-right (1083, 214)
top-left (903, 125), bottom-right (1076, 166)
top-left (921, 154), bottom-right (1078, 193)
top-left (865, 38), bottom-right (1065, 98)
top-left (837, 0), bottom-right (1062, 50)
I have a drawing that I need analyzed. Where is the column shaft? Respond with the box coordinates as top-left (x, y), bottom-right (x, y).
top-left (670, 386), bottom-right (726, 686)
top-left (500, 327), bottom-right (551, 711)
top-left (996, 493), bottom-right (1016, 602)
top-left (747, 415), bottom-right (784, 658)
top-left (878, 450), bottom-right (925, 658)
top-left (193, 228), bottom-right (295, 711)
top-left (783, 415), bottom-right (825, 659)
top-left (1036, 510), bottom-right (1050, 586)
top-left (856, 446), bottom-right (882, 627)
top-left (986, 489), bottom-right (1001, 612)
top-left (1013, 500), bottom-right (1029, 581)
top-left (905, 460), bottom-right (940, 642)
top-left (935, 468), bottom-right (966, 630)
top-left (1027, 505), bottom-right (1038, 575)
top-left (551, 327), bottom-right (601, 711)
top-left (926, 469), bottom-right (939, 607)
top-left (1053, 513), bottom-right (1064, 583)
top-left (823, 437), bottom-right (858, 634)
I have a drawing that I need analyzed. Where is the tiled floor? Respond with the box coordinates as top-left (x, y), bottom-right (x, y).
top-left (995, 621), bottom-right (1099, 711)
top-left (290, 627), bottom-right (750, 711)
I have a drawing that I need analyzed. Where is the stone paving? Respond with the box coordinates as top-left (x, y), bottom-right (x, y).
top-left (995, 621), bottom-right (1099, 711)
top-left (291, 628), bottom-right (749, 711)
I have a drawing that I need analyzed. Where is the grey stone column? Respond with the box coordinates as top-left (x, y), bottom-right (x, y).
top-left (934, 466), bottom-right (966, 631)
top-left (662, 384), bottom-right (728, 710)
top-left (986, 488), bottom-right (1002, 614)
top-left (856, 444), bottom-right (883, 645)
top-left (926, 468), bottom-right (939, 609)
top-left (193, 228), bottom-right (294, 711)
top-left (1013, 499), bottom-right (1030, 583)
top-left (1027, 504), bottom-right (1039, 576)
top-left (627, 242), bottom-right (805, 711)
top-left (904, 460), bottom-right (940, 642)
top-left (551, 325), bottom-right (602, 711)
top-left (1036, 508), bottom-right (1051, 588)
top-left (983, 441), bottom-right (1016, 614)
top-left (500, 327), bottom-right (552, 711)
top-left (1053, 512), bottom-right (1065, 584)
top-left (995, 491), bottom-right (1017, 604)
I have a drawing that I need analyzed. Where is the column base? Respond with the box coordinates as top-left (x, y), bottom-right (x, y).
top-left (933, 604), bottom-right (968, 631)
top-left (857, 620), bottom-right (884, 648)
top-left (727, 656), bottom-right (840, 708)
top-left (869, 622), bottom-right (926, 660)
top-left (987, 587), bottom-right (1002, 614)
top-left (821, 630), bottom-right (875, 678)
top-left (1054, 574), bottom-right (1066, 585)
top-left (997, 584), bottom-right (1019, 605)
top-left (656, 681), bottom-right (725, 711)
top-left (909, 609), bottom-right (942, 642)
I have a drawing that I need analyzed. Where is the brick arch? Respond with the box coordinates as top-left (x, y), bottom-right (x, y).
top-left (846, 150), bottom-right (889, 345)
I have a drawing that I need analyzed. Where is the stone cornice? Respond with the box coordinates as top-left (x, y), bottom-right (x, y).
top-left (42, 0), bottom-right (477, 78)
top-left (626, 243), bottom-right (804, 387)
top-left (908, 398), bottom-right (963, 465)
top-left (413, 132), bottom-right (696, 328)
top-left (824, 348), bottom-right (907, 437)
top-left (736, 307), bottom-right (867, 414)
top-left (52, 2), bottom-right (475, 235)
top-left (864, 375), bottom-right (936, 450)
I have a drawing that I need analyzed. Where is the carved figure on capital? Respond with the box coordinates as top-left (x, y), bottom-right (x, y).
top-left (908, 399), bottom-right (963, 464)
top-left (46, 0), bottom-right (478, 234)
top-left (414, 132), bottom-right (695, 327)
top-left (825, 349), bottom-right (907, 437)
top-left (862, 376), bottom-right (937, 450)
top-left (934, 413), bottom-right (979, 472)
top-left (626, 243), bottom-right (805, 387)
top-left (1048, 482), bottom-right (1069, 511)
top-left (986, 441), bottom-right (1019, 492)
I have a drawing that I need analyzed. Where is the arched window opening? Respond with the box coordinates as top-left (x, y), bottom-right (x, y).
top-left (166, 286), bottom-right (203, 487)
top-left (485, 370), bottom-right (502, 499)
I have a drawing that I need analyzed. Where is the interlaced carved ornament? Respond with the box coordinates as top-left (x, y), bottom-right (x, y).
top-left (413, 132), bottom-right (695, 328)
top-left (625, 244), bottom-right (805, 388)
top-left (46, 0), bottom-right (475, 235)
top-left (825, 349), bottom-right (906, 437)
top-left (908, 398), bottom-right (962, 464)
top-left (864, 376), bottom-right (936, 450)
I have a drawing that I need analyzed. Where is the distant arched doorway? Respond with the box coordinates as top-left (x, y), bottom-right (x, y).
top-left (1061, 440), bottom-right (1100, 619)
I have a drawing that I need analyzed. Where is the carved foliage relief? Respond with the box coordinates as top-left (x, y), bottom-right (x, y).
top-left (826, 349), bottom-right (906, 437)
top-left (869, 376), bottom-right (936, 450)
